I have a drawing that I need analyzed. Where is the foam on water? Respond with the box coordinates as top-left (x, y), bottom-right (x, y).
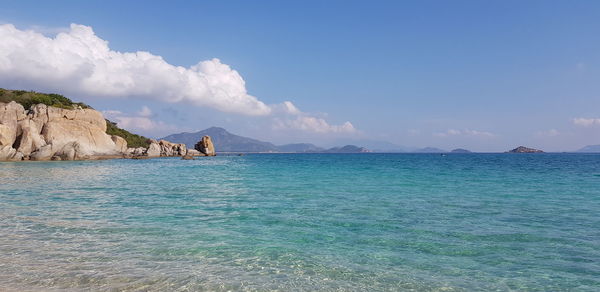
top-left (1, 154), bottom-right (599, 291)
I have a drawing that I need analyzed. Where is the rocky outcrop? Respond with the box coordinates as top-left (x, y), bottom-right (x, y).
top-left (127, 139), bottom-right (188, 158)
top-left (158, 139), bottom-right (187, 156)
top-left (127, 147), bottom-right (146, 156)
top-left (0, 101), bottom-right (127, 161)
top-left (194, 135), bottom-right (216, 156)
top-left (507, 146), bottom-right (544, 153)
top-left (0, 101), bottom-right (209, 161)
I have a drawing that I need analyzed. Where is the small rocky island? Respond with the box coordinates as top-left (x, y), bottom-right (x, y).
top-left (450, 148), bottom-right (471, 153)
top-left (0, 89), bottom-right (215, 161)
top-left (507, 146), bottom-right (544, 153)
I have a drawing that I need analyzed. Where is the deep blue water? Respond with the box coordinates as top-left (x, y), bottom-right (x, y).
top-left (0, 153), bottom-right (599, 291)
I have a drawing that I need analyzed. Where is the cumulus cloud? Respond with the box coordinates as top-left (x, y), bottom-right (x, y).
top-left (0, 23), bottom-right (270, 115)
top-left (273, 116), bottom-right (356, 134)
top-left (434, 129), bottom-right (495, 138)
top-left (573, 118), bottom-right (600, 127)
top-left (0, 23), bottom-right (357, 135)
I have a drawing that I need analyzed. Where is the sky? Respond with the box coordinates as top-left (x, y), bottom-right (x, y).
top-left (1, 0), bottom-right (599, 152)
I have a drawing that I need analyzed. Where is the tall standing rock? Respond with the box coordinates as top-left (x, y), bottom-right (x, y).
top-left (194, 135), bottom-right (216, 156)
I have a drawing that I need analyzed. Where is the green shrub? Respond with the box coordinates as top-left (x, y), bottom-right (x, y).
top-left (106, 120), bottom-right (150, 148)
top-left (0, 88), bottom-right (91, 109)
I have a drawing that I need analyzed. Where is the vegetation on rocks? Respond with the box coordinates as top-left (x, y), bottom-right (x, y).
top-left (1, 88), bottom-right (149, 148)
top-left (105, 120), bottom-right (149, 148)
top-left (0, 88), bottom-right (90, 109)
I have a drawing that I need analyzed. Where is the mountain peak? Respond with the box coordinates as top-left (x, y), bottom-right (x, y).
top-left (161, 127), bottom-right (278, 152)
top-left (202, 126), bottom-right (229, 134)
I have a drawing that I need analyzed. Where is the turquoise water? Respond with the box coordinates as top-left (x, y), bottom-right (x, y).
top-left (0, 154), bottom-right (599, 291)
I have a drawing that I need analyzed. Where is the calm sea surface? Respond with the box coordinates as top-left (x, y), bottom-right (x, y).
top-left (0, 153), bottom-right (599, 291)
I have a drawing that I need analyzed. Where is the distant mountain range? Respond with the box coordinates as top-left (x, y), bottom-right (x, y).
top-left (577, 145), bottom-right (600, 153)
top-left (161, 127), bottom-right (600, 154)
top-left (160, 127), bottom-right (369, 153)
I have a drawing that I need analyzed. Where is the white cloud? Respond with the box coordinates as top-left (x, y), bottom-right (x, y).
top-left (0, 23), bottom-right (270, 116)
top-left (535, 129), bottom-right (560, 137)
top-left (138, 106), bottom-right (152, 117)
top-left (273, 116), bottom-right (356, 134)
top-left (573, 118), bottom-right (600, 127)
top-left (0, 23), bottom-right (358, 135)
top-left (27, 24), bottom-right (70, 36)
top-left (271, 101), bottom-right (356, 134)
top-left (434, 129), bottom-right (495, 138)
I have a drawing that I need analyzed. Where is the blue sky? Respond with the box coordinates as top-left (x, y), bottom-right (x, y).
top-left (1, 0), bottom-right (599, 151)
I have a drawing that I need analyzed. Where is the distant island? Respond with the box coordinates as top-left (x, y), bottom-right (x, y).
top-left (450, 148), bottom-right (472, 153)
top-left (507, 146), bottom-right (544, 153)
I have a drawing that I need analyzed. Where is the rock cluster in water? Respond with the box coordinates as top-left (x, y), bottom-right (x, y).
top-left (0, 101), bottom-right (215, 161)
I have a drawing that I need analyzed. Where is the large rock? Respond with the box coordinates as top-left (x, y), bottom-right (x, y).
top-left (111, 135), bottom-right (128, 153)
top-left (0, 102), bottom-right (128, 161)
top-left (0, 145), bottom-right (23, 161)
top-left (0, 101), bottom-right (26, 147)
top-left (15, 119), bottom-right (46, 156)
top-left (194, 135), bottom-right (216, 156)
top-left (145, 139), bottom-right (161, 157)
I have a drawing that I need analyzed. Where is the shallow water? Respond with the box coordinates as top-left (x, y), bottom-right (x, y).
top-left (0, 153), bottom-right (599, 291)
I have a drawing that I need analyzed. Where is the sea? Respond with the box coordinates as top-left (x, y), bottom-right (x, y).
top-left (0, 153), bottom-right (598, 291)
